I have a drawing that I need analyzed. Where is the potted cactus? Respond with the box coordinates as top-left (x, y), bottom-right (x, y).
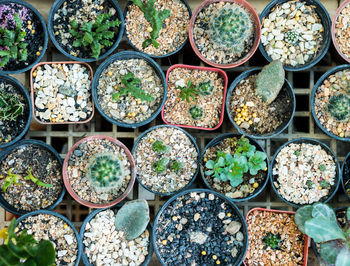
top-left (62, 135), bottom-right (136, 208)
top-left (80, 200), bottom-right (153, 265)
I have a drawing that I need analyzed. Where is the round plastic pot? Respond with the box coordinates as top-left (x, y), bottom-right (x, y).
top-left (131, 124), bottom-right (200, 197)
top-left (331, 0), bottom-right (350, 63)
top-left (244, 208), bottom-right (309, 266)
top-left (16, 209), bottom-right (82, 266)
top-left (161, 64), bottom-right (228, 131)
top-left (311, 64), bottom-right (350, 142)
top-left (341, 152), bottom-right (350, 201)
top-left (0, 0), bottom-right (48, 74)
top-left (0, 139), bottom-right (65, 216)
top-left (62, 135), bottom-right (136, 209)
top-left (225, 68), bottom-right (296, 139)
top-left (30, 61), bottom-right (95, 125)
top-left (123, 0), bottom-right (192, 59)
top-left (259, 0), bottom-right (331, 72)
top-left (92, 51), bottom-right (167, 128)
top-left (0, 74), bottom-right (32, 149)
top-left (270, 138), bottom-right (341, 208)
top-left (152, 188), bottom-right (248, 266)
top-left (47, 0), bottom-right (124, 62)
top-left (80, 203), bottom-right (153, 266)
top-left (188, 0), bottom-right (261, 69)
top-left (200, 133), bottom-right (270, 202)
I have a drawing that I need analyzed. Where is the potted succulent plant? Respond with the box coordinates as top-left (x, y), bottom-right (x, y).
top-left (0, 0), bottom-right (48, 74)
top-left (48, 0), bottom-right (124, 62)
top-left (201, 133), bottom-right (269, 201)
top-left (124, 0), bottom-right (191, 58)
top-left (226, 61), bottom-right (296, 139)
top-left (0, 139), bottom-right (65, 216)
top-left (153, 189), bottom-right (248, 265)
top-left (80, 200), bottom-right (153, 266)
top-left (189, 0), bottom-right (261, 68)
top-left (244, 208), bottom-right (309, 265)
top-left (132, 125), bottom-right (199, 196)
top-left (161, 64), bottom-right (228, 130)
top-left (92, 51), bottom-right (166, 128)
top-left (271, 138), bottom-right (340, 208)
top-left (259, 0), bottom-right (331, 71)
top-left (295, 203), bottom-right (350, 265)
top-left (332, 0), bottom-right (350, 63)
top-left (0, 74), bottom-right (31, 149)
top-left (62, 135), bottom-right (136, 208)
top-left (30, 62), bottom-right (94, 124)
top-left (342, 152), bottom-right (350, 200)
top-left (311, 65), bottom-right (350, 141)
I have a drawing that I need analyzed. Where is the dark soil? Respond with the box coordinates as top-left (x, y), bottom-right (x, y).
top-left (343, 158), bottom-right (350, 197)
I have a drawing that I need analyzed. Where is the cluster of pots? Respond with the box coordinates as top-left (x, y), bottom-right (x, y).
top-left (0, 0), bottom-right (349, 265)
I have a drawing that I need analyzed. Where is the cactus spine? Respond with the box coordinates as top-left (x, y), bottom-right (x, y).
top-left (327, 94), bottom-right (350, 121)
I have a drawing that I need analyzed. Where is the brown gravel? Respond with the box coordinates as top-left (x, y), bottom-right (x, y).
top-left (334, 2), bottom-right (350, 60)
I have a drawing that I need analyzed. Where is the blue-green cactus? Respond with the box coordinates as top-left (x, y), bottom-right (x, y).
top-left (189, 105), bottom-right (203, 120)
top-left (327, 94), bottom-right (350, 121)
top-left (284, 31), bottom-right (299, 45)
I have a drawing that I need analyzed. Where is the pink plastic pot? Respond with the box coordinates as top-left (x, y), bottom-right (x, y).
top-left (161, 64), bottom-right (228, 131)
top-left (62, 135), bottom-right (136, 209)
top-left (188, 0), bottom-right (261, 69)
top-left (332, 0), bottom-right (350, 63)
top-left (244, 208), bottom-right (309, 266)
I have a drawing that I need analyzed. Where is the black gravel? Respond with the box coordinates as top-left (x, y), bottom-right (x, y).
top-left (343, 157), bottom-right (350, 198)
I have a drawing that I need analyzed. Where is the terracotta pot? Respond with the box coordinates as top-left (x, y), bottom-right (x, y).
top-left (188, 0), bottom-right (261, 69)
top-left (30, 61), bottom-right (95, 125)
top-left (62, 135), bottom-right (136, 208)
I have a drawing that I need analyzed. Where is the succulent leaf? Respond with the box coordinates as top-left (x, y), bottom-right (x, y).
top-left (320, 240), bottom-right (345, 265)
top-left (335, 248), bottom-right (350, 266)
top-left (304, 217), bottom-right (346, 243)
top-left (294, 205), bottom-right (313, 234)
top-left (189, 105), bottom-right (203, 120)
top-left (311, 203), bottom-right (337, 222)
top-left (152, 140), bottom-right (171, 154)
top-left (347, 207), bottom-right (350, 221)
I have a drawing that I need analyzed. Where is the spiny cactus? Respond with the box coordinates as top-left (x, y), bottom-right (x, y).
top-left (0, 88), bottom-right (24, 121)
top-left (189, 105), bottom-right (203, 120)
top-left (209, 4), bottom-right (253, 57)
top-left (198, 81), bottom-right (214, 96)
top-left (327, 94), bottom-right (350, 121)
top-left (114, 199), bottom-right (150, 240)
top-left (284, 31), bottom-right (299, 44)
top-left (254, 61), bottom-right (285, 105)
top-left (86, 153), bottom-right (124, 192)
top-left (263, 233), bottom-right (281, 250)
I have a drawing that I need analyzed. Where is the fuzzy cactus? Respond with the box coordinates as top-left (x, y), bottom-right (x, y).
top-left (209, 5), bottom-right (253, 57)
top-left (254, 61), bottom-right (285, 105)
top-left (189, 105), bottom-right (203, 120)
top-left (284, 31), bottom-right (299, 44)
top-left (114, 199), bottom-right (150, 240)
top-left (327, 94), bottom-right (350, 121)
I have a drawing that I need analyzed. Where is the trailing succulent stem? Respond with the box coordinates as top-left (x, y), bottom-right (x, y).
top-left (24, 167), bottom-right (53, 188)
top-left (263, 233), bottom-right (281, 250)
top-left (0, 88), bottom-right (24, 121)
top-left (327, 94), bottom-right (350, 121)
top-left (131, 0), bottom-right (170, 48)
top-left (189, 105), bottom-right (203, 120)
top-left (0, 14), bottom-right (28, 68)
top-left (69, 13), bottom-right (121, 59)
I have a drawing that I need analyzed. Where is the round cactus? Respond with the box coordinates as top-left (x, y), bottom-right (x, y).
top-left (199, 81), bottom-right (214, 96)
top-left (327, 94), bottom-right (350, 121)
top-left (284, 31), bottom-right (299, 45)
top-left (189, 105), bottom-right (203, 120)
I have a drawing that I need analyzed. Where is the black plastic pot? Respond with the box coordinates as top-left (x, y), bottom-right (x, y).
top-left (200, 133), bottom-right (270, 202)
top-left (259, 0), bottom-right (331, 72)
top-left (0, 74), bottom-right (32, 149)
top-left (16, 209), bottom-right (82, 266)
top-left (225, 68), bottom-right (296, 139)
top-left (80, 204), bottom-right (153, 266)
top-left (123, 0), bottom-right (192, 58)
top-left (47, 0), bottom-right (124, 62)
top-left (0, 0), bottom-right (48, 74)
top-left (152, 188), bottom-right (248, 266)
top-left (92, 51), bottom-right (167, 128)
top-left (341, 152), bottom-right (350, 201)
top-left (311, 64), bottom-right (350, 142)
top-left (132, 124), bottom-right (200, 197)
top-left (0, 139), bottom-right (65, 216)
top-left (270, 138), bottom-right (341, 208)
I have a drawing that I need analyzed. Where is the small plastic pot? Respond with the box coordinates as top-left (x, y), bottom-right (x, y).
top-left (123, 0), bottom-right (192, 59)
top-left (200, 133), bottom-right (270, 202)
top-left (131, 124), bottom-right (200, 197)
top-left (331, 0), bottom-right (350, 63)
top-left (161, 64), bottom-right (228, 131)
top-left (0, 139), bottom-right (65, 216)
top-left (92, 51), bottom-right (167, 128)
top-left (0, 74), bottom-right (32, 149)
top-left (188, 0), bottom-right (261, 69)
top-left (259, 0), bottom-right (331, 72)
top-left (152, 188), bottom-right (248, 266)
top-left (62, 135), bottom-right (136, 209)
top-left (311, 64), bottom-right (350, 142)
top-left (225, 68), bottom-right (296, 139)
top-left (80, 204), bottom-right (153, 266)
top-left (30, 61), bottom-right (94, 125)
top-left (16, 209), bottom-right (82, 266)
top-left (47, 0), bottom-right (124, 62)
top-left (244, 208), bottom-right (309, 266)
top-left (270, 138), bottom-right (341, 208)
top-left (0, 0), bottom-right (48, 74)
top-left (341, 152), bottom-right (350, 201)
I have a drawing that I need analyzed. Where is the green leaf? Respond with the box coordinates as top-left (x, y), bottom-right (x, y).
top-left (205, 160), bottom-right (214, 169)
top-left (16, 31), bottom-right (26, 43)
top-left (305, 217), bottom-right (346, 243)
top-left (132, 0), bottom-right (145, 11)
top-left (71, 19), bottom-right (78, 29)
top-left (83, 32), bottom-right (93, 44)
top-left (142, 38), bottom-right (152, 48)
top-left (0, 50), bottom-right (10, 56)
top-left (9, 46), bottom-right (18, 59)
top-left (205, 170), bottom-right (214, 175)
top-left (335, 248), bottom-right (350, 266)
top-left (19, 49), bottom-right (27, 62)
top-left (13, 14), bottom-right (22, 29)
top-left (320, 240), bottom-right (345, 265)
top-left (295, 205), bottom-right (313, 234)
top-left (82, 22), bottom-right (93, 32)
top-left (0, 245), bottom-right (20, 266)
top-left (217, 157), bottom-right (225, 167)
top-left (72, 39), bottom-right (82, 47)
top-left (312, 203), bottom-right (337, 222)
top-left (347, 207), bottom-right (350, 221)
top-left (227, 172), bottom-right (243, 187)
top-left (28, 240), bottom-right (55, 265)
